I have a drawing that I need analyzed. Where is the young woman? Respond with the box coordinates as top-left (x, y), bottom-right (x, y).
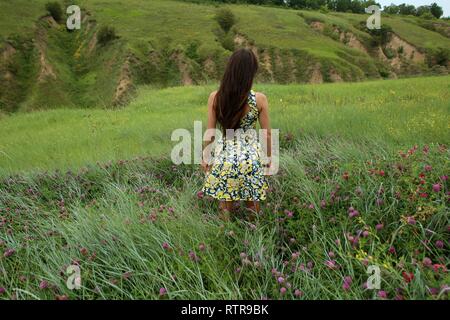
top-left (201, 48), bottom-right (272, 220)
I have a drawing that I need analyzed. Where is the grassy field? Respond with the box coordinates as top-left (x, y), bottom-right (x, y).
top-left (0, 76), bottom-right (449, 300)
top-left (0, 76), bottom-right (449, 176)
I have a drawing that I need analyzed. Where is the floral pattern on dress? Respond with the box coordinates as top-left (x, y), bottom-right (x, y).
top-left (202, 90), bottom-right (269, 201)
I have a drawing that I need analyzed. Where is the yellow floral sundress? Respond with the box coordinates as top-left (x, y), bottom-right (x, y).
top-left (202, 90), bottom-right (269, 201)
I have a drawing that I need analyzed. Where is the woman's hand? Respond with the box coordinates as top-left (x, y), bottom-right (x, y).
top-left (201, 160), bottom-right (211, 174)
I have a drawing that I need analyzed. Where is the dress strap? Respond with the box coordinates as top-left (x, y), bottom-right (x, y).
top-left (248, 90), bottom-right (258, 112)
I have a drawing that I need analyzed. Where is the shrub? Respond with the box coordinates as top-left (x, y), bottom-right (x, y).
top-left (383, 47), bottom-right (395, 59)
top-left (432, 47), bottom-right (449, 66)
top-left (420, 12), bottom-right (435, 20)
top-left (45, 2), bottom-right (63, 23)
top-left (185, 41), bottom-right (200, 62)
top-left (97, 26), bottom-right (118, 46)
top-left (220, 33), bottom-right (235, 52)
top-left (215, 8), bottom-right (236, 33)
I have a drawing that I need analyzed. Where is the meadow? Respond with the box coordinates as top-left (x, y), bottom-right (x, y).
top-left (0, 76), bottom-right (449, 300)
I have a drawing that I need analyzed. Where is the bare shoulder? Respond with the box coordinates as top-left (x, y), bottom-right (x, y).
top-left (208, 90), bottom-right (218, 109)
top-left (209, 90), bottom-right (218, 100)
top-left (255, 92), bottom-right (268, 111)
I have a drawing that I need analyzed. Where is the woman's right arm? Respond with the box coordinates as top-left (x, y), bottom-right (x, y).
top-left (257, 93), bottom-right (272, 167)
top-left (202, 91), bottom-right (217, 172)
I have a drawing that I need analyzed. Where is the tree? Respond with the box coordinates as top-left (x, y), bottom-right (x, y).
top-left (384, 4), bottom-right (399, 14)
top-left (430, 3), bottom-right (443, 19)
top-left (398, 3), bottom-right (416, 16)
top-left (416, 5), bottom-right (431, 17)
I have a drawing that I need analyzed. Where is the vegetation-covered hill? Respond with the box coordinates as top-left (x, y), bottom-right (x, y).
top-left (1, 0), bottom-right (450, 112)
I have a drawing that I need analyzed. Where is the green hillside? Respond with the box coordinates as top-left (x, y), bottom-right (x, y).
top-left (1, 0), bottom-right (450, 112)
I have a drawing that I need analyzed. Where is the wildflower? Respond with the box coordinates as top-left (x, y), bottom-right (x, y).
top-left (423, 257), bottom-right (432, 267)
top-left (277, 277), bottom-right (285, 284)
top-left (328, 251), bottom-right (335, 258)
top-left (159, 287), bottom-right (167, 296)
top-left (56, 295), bottom-right (69, 300)
top-left (240, 252), bottom-right (247, 259)
top-left (284, 210), bottom-right (294, 218)
top-left (280, 287), bottom-right (287, 295)
top-left (348, 207), bottom-right (359, 218)
top-left (375, 223), bottom-right (384, 231)
top-left (406, 216), bottom-right (416, 225)
top-left (307, 261), bottom-right (314, 269)
top-left (198, 243), bottom-right (206, 251)
top-left (402, 272), bottom-right (414, 284)
top-left (429, 287), bottom-right (439, 295)
top-left (355, 186), bottom-right (363, 196)
top-left (362, 230), bottom-right (369, 238)
top-left (3, 248), bottom-right (15, 258)
top-left (188, 250), bottom-right (200, 262)
top-left (196, 191), bottom-right (204, 199)
top-left (320, 200), bottom-right (326, 208)
top-left (308, 203), bottom-right (315, 210)
top-left (435, 240), bottom-right (444, 249)
top-left (424, 165), bottom-right (432, 172)
top-left (376, 198), bottom-right (384, 206)
top-left (122, 271), bottom-right (132, 280)
top-left (325, 260), bottom-right (337, 269)
top-left (388, 246), bottom-right (396, 255)
top-left (148, 213), bottom-right (157, 222)
top-left (378, 291), bottom-right (387, 299)
top-left (342, 172), bottom-right (349, 181)
top-left (0, 287), bottom-right (5, 295)
top-left (80, 247), bottom-right (88, 256)
top-left (162, 242), bottom-right (170, 250)
top-left (294, 289), bottom-right (303, 297)
top-left (342, 282), bottom-right (350, 291)
top-left (432, 184), bottom-right (441, 192)
top-left (440, 175), bottom-right (448, 181)
top-left (39, 280), bottom-right (49, 290)
top-left (432, 264), bottom-right (447, 273)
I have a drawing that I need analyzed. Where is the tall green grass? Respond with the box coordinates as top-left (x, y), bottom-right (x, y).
top-left (0, 76), bottom-right (449, 176)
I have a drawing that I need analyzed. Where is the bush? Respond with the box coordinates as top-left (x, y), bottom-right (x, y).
top-left (220, 33), bottom-right (235, 52)
top-left (45, 2), bottom-right (63, 23)
top-left (432, 47), bottom-right (449, 66)
top-left (420, 12), bottom-right (435, 20)
top-left (97, 26), bottom-right (118, 46)
top-left (215, 8), bottom-right (236, 33)
top-left (383, 47), bottom-right (395, 59)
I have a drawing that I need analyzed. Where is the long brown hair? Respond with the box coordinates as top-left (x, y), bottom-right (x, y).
top-left (214, 48), bottom-right (258, 132)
